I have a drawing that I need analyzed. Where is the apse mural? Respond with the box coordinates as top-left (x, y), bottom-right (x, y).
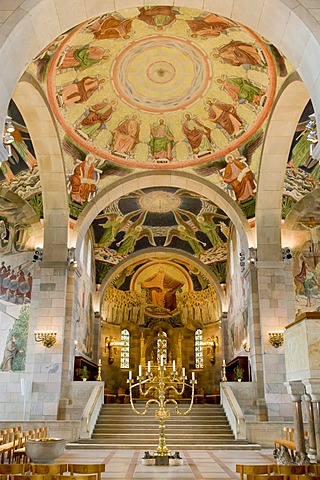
top-left (93, 187), bottom-right (229, 265)
top-left (102, 256), bottom-right (219, 325)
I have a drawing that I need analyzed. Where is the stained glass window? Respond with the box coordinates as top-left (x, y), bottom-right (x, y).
top-left (120, 329), bottom-right (130, 369)
top-left (195, 329), bottom-right (203, 369)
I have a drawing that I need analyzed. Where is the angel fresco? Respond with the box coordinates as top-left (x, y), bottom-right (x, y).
top-left (177, 209), bottom-right (224, 248)
top-left (211, 40), bottom-right (266, 69)
top-left (164, 211), bottom-right (206, 256)
top-left (98, 210), bottom-right (142, 248)
top-left (116, 212), bottom-right (156, 256)
top-left (87, 15), bottom-right (133, 40)
top-left (137, 6), bottom-right (179, 30)
top-left (187, 13), bottom-right (233, 38)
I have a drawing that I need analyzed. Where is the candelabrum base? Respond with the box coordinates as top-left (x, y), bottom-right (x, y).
top-left (155, 455), bottom-right (170, 466)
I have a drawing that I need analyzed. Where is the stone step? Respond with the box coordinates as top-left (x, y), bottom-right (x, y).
top-left (67, 441), bottom-right (260, 450)
top-left (94, 425), bottom-right (232, 431)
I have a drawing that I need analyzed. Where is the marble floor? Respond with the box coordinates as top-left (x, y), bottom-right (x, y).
top-left (59, 448), bottom-right (274, 480)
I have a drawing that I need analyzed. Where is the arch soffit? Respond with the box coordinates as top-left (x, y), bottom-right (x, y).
top-left (97, 247), bottom-right (226, 315)
top-left (255, 76), bottom-right (310, 261)
top-left (74, 171), bottom-right (252, 250)
top-left (13, 76), bottom-right (69, 261)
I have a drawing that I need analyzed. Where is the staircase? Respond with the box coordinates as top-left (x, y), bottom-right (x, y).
top-left (68, 403), bottom-right (260, 450)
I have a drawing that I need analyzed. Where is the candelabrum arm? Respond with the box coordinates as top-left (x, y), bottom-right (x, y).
top-left (128, 380), bottom-right (160, 415)
top-left (165, 381), bottom-right (195, 416)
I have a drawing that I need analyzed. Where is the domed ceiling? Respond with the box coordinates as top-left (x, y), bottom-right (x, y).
top-left (44, 6), bottom-right (276, 171)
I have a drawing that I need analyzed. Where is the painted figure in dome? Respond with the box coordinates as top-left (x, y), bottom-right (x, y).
top-left (149, 118), bottom-right (175, 161)
top-left (182, 113), bottom-right (212, 155)
top-left (141, 266), bottom-right (184, 311)
top-left (221, 154), bottom-right (256, 202)
top-left (205, 99), bottom-right (243, 137)
top-left (69, 154), bottom-right (97, 205)
top-left (57, 45), bottom-right (109, 72)
top-left (216, 76), bottom-right (266, 107)
top-left (137, 6), bottom-right (178, 29)
top-left (212, 40), bottom-right (265, 68)
top-left (181, 210), bottom-right (223, 248)
top-left (76, 99), bottom-right (117, 140)
top-left (187, 13), bottom-right (233, 38)
top-left (87, 15), bottom-right (133, 40)
top-left (58, 76), bottom-right (107, 107)
top-left (110, 114), bottom-right (140, 156)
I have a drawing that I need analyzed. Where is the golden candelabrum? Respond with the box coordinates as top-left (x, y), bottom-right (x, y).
top-left (127, 357), bottom-right (196, 457)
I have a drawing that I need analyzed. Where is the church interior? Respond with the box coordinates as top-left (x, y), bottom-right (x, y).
top-left (0, 0), bottom-right (320, 467)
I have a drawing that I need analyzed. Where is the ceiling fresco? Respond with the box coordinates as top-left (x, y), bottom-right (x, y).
top-left (93, 187), bottom-right (229, 266)
top-left (21, 5), bottom-right (295, 222)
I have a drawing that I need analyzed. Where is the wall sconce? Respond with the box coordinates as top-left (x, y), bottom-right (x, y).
top-left (32, 248), bottom-right (43, 263)
top-left (105, 336), bottom-right (123, 364)
top-left (3, 116), bottom-right (15, 159)
top-left (282, 247), bottom-right (292, 261)
top-left (67, 247), bottom-right (77, 267)
top-left (242, 338), bottom-right (250, 352)
top-left (34, 331), bottom-right (57, 348)
top-left (239, 251), bottom-right (246, 272)
top-left (248, 247), bottom-right (257, 264)
top-left (201, 335), bottom-right (219, 365)
top-left (268, 331), bottom-right (284, 348)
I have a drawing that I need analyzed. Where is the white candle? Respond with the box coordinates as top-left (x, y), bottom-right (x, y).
top-left (147, 361), bottom-right (151, 372)
top-left (182, 367), bottom-right (185, 377)
top-left (139, 365), bottom-right (142, 377)
top-left (222, 359), bottom-right (226, 366)
top-left (98, 358), bottom-right (101, 366)
top-left (129, 370), bottom-right (132, 380)
top-left (192, 371), bottom-right (195, 380)
top-left (160, 355), bottom-right (164, 366)
top-left (172, 360), bottom-right (176, 372)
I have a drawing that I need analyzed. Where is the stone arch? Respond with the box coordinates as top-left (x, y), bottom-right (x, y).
top-left (256, 74), bottom-right (310, 261)
top-left (96, 247), bottom-right (227, 316)
top-left (13, 76), bottom-right (69, 262)
top-left (74, 171), bottom-right (252, 255)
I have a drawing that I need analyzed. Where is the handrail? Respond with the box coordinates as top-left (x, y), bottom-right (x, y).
top-left (220, 383), bottom-right (246, 439)
top-left (80, 384), bottom-right (104, 439)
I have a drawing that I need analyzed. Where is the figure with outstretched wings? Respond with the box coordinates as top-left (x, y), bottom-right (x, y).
top-left (116, 212), bottom-right (156, 256)
top-left (98, 209), bottom-right (142, 247)
top-left (177, 209), bottom-right (224, 248)
top-left (165, 211), bottom-right (206, 256)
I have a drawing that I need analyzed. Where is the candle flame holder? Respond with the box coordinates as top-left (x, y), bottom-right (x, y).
top-left (127, 361), bottom-right (196, 458)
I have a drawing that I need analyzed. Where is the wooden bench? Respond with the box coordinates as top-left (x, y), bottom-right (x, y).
top-left (274, 427), bottom-right (309, 458)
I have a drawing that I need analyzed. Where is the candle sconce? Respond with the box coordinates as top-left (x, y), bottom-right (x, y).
top-left (268, 331), bottom-right (284, 348)
top-left (201, 335), bottom-right (218, 365)
top-left (242, 338), bottom-right (250, 352)
top-left (34, 331), bottom-right (57, 348)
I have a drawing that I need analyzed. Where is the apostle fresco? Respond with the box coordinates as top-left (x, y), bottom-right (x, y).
top-left (182, 113), bottom-right (212, 155)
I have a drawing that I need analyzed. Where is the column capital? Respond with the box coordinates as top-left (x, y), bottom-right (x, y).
top-left (303, 380), bottom-right (320, 401)
top-left (284, 380), bottom-right (305, 400)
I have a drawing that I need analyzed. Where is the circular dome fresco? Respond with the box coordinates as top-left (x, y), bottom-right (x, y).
top-left (46, 6), bottom-right (277, 170)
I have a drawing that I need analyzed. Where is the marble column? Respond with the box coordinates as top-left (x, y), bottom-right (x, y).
top-left (304, 380), bottom-right (320, 462)
top-left (284, 381), bottom-right (306, 453)
top-left (304, 394), bottom-right (317, 459)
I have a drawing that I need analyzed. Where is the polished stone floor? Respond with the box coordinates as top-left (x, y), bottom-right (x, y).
top-left (59, 448), bottom-right (274, 480)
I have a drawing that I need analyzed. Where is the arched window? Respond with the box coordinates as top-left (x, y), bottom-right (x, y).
top-left (157, 331), bottom-right (167, 364)
top-left (120, 329), bottom-right (130, 369)
top-left (195, 329), bottom-right (203, 369)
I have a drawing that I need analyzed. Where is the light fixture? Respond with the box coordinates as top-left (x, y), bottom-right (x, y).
top-left (34, 331), bottom-right (57, 348)
top-left (239, 251), bottom-right (246, 272)
top-left (105, 336), bottom-right (123, 364)
top-left (241, 338), bottom-right (250, 352)
top-left (2, 114), bottom-right (16, 161)
top-left (248, 247), bottom-right (257, 264)
top-left (32, 248), bottom-right (43, 262)
top-left (282, 247), bottom-right (292, 261)
top-left (201, 335), bottom-right (219, 365)
top-left (268, 331), bottom-right (284, 348)
top-left (67, 247), bottom-right (77, 267)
